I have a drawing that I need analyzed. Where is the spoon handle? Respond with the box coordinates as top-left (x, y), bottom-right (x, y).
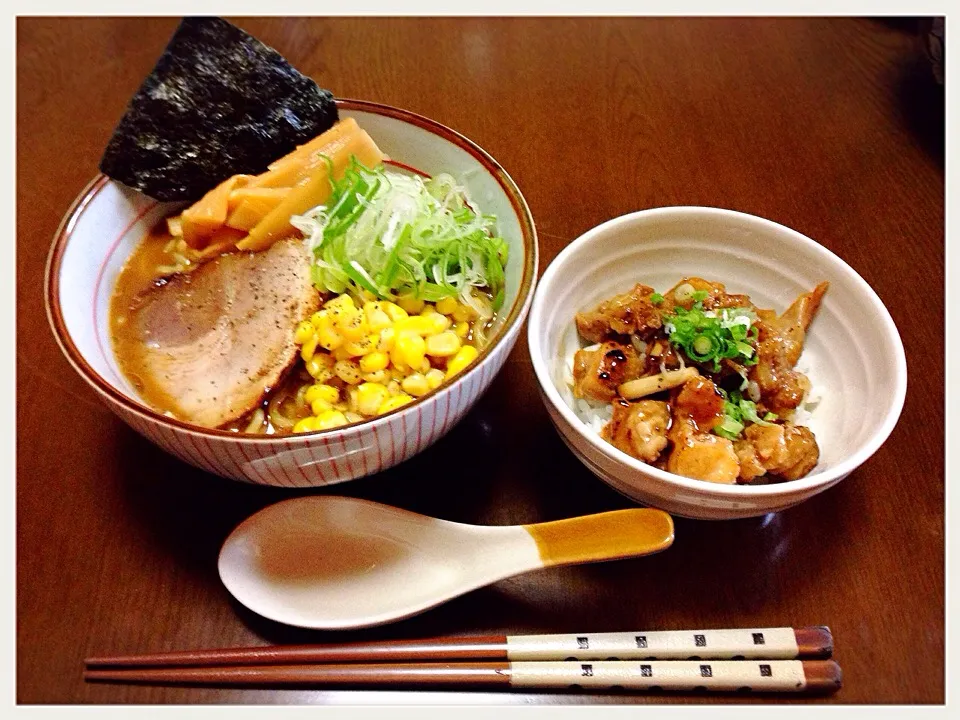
top-left (522, 508), bottom-right (674, 567)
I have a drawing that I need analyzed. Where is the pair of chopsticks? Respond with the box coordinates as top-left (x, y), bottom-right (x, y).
top-left (84, 626), bottom-right (841, 694)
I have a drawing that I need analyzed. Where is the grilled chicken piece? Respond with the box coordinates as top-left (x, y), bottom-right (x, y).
top-left (776, 425), bottom-right (820, 480)
top-left (575, 283), bottom-right (663, 343)
top-left (750, 282), bottom-right (829, 413)
top-left (672, 375), bottom-right (725, 433)
top-left (602, 399), bottom-right (671, 462)
top-left (734, 439), bottom-right (768, 483)
top-left (661, 276), bottom-right (753, 312)
top-left (779, 281), bottom-right (830, 366)
top-left (733, 422), bottom-right (820, 482)
top-left (667, 430), bottom-right (740, 484)
top-left (572, 341), bottom-right (643, 402)
top-left (125, 238), bottom-right (320, 428)
top-left (664, 376), bottom-right (739, 484)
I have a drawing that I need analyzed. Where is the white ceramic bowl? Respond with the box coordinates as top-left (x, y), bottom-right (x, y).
top-left (528, 207), bottom-right (906, 520)
top-left (46, 100), bottom-right (538, 487)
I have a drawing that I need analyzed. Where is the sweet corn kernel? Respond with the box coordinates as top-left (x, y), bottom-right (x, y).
top-left (313, 309), bottom-right (333, 329)
top-left (305, 383), bottom-right (339, 406)
top-left (344, 333), bottom-right (377, 357)
top-left (381, 302), bottom-right (408, 323)
top-left (378, 393), bottom-right (414, 415)
top-left (310, 397), bottom-right (334, 414)
top-left (356, 382), bottom-right (390, 416)
top-left (395, 316), bottom-right (434, 336)
top-left (306, 353), bottom-right (336, 378)
top-left (446, 345), bottom-right (479, 378)
top-left (386, 380), bottom-right (403, 396)
top-left (401, 373), bottom-right (429, 397)
top-left (425, 331), bottom-right (461, 358)
top-left (300, 334), bottom-right (319, 362)
top-left (334, 359), bottom-right (363, 385)
top-left (435, 296), bottom-right (458, 316)
top-left (360, 351), bottom-right (389, 373)
top-left (308, 365), bottom-right (335, 383)
top-left (454, 321), bottom-right (470, 339)
top-left (419, 304), bottom-right (436, 317)
top-left (395, 330), bottom-right (426, 369)
top-left (425, 368), bottom-right (445, 390)
top-left (364, 302), bottom-right (392, 331)
top-left (396, 295), bottom-right (425, 314)
top-left (389, 347), bottom-right (407, 373)
top-left (377, 327), bottom-right (396, 353)
top-left (422, 312), bottom-right (451, 335)
top-left (333, 345), bottom-right (355, 361)
top-left (315, 322), bottom-right (343, 351)
top-left (362, 369), bottom-right (389, 384)
top-left (418, 357), bottom-right (432, 374)
top-left (324, 294), bottom-right (355, 312)
top-left (294, 320), bottom-right (314, 344)
top-left (315, 410), bottom-right (349, 429)
top-left (335, 307), bottom-right (368, 341)
top-left (293, 417), bottom-right (319, 433)
top-left (346, 387), bottom-right (359, 413)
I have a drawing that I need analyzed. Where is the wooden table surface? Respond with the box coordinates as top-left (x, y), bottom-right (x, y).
top-left (15, 16), bottom-right (944, 705)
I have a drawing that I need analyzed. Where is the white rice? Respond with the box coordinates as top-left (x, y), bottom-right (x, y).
top-left (788, 356), bottom-right (822, 428)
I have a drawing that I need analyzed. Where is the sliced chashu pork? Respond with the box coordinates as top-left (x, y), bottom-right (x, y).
top-left (128, 238), bottom-right (319, 428)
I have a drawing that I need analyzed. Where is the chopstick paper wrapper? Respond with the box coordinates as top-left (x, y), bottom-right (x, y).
top-left (84, 659), bottom-right (842, 693)
top-left (85, 626), bottom-right (832, 667)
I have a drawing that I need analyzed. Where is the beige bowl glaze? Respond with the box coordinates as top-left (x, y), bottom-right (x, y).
top-left (527, 207), bottom-right (906, 520)
top-left (45, 100), bottom-right (537, 487)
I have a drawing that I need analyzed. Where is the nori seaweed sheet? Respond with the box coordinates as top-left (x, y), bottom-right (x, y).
top-left (99, 17), bottom-right (338, 202)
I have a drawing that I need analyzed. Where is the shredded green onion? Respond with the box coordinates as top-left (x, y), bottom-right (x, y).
top-left (715, 416), bottom-right (745, 440)
top-left (662, 303), bottom-right (758, 371)
top-left (714, 389), bottom-right (775, 440)
top-left (650, 292), bottom-right (664, 305)
top-left (291, 157), bottom-right (509, 309)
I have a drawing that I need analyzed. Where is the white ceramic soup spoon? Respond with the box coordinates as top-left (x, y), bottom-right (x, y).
top-left (218, 495), bottom-right (674, 629)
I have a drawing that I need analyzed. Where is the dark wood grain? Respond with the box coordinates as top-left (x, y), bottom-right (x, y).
top-left (16, 17), bottom-right (944, 705)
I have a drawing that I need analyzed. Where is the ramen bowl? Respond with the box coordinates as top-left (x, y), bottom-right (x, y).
top-left (527, 207), bottom-right (906, 520)
top-left (45, 100), bottom-right (538, 487)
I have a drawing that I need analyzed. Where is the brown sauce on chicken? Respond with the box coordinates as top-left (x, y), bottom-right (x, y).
top-left (572, 341), bottom-right (644, 402)
top-left (572, 277), bottom-right (828, 484)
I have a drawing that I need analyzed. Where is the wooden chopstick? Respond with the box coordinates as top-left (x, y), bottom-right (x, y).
top-left (83, 659), bottom-right (842, 693)
top-left (85, 626), bottom-right (832, 667)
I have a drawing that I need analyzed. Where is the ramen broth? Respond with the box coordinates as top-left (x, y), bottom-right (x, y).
top-left (110, 221), bottom-right (191, 414)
